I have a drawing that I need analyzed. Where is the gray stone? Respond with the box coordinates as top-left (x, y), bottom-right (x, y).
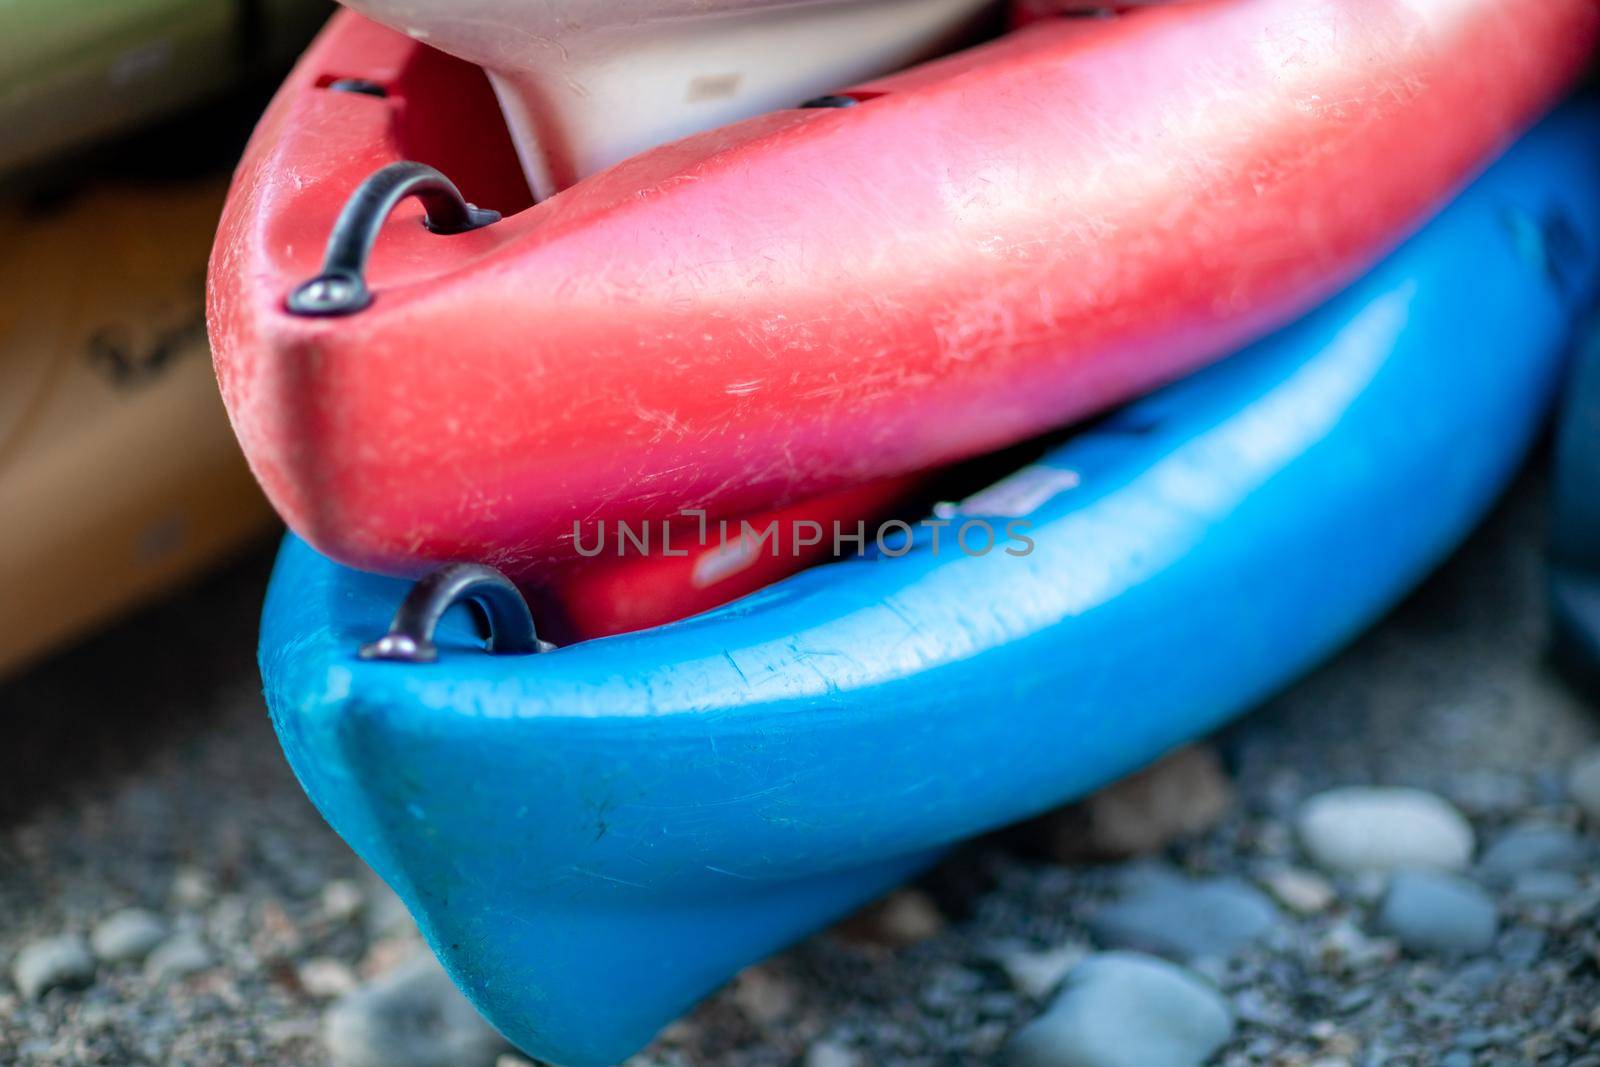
top-left (804, 1039), bottom-right (863, 1067)
top-left (1088, 875), bottom-right (1277, 962)
top-left (1082, 746), bottom-right (1235, 858)
top-left (321, 880), bottom-right (367, 923)
top-left (1478, 825), bottom-right (1588, 881)
top-left (299, 958), bottom-right (360, 999)
top-left (1448, 770), bottom-right (1532, 817)
top-left (870, 889), bottom-right (947, 946)
top-left (1375, 871), bottom-right (1497, 957)
top-left (730, 965), bottom-right (799, 1024)
top-left (1297, 787), bottom-right (1474, 874)
top-left (144, 933), bottom-right (215, 982)
top-left (1005, 952), bottom-right (1233, 1067)
top-left (835, 888), bottom-right (946, 947)
top-left (987, 940), bottom-right (1087, 999)
top-left (324, 954), bottom-right (510, 1067)
top-left (1017, 747), bottom-right (1234, 862)
top-left (1113, 861), bottom-right (1186, 895)
top-left (168, 866), bottom-right (215, 909)
top-left (90, 909), bottom-right (168, 964)
top-left (1509, 869), bottom-right (1582, 904)
top-left (1497, 926), bottom-right (1547, 965)
top-left (1259, 867), bottom-right (1337, 915)
top-left (12, 936), bottom-right (94, 999)
top-left (1570, 748), bottom-right (1600, 824)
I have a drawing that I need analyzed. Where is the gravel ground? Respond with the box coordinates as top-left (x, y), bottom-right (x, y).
top-left (2, 463), bottom-right (1598, 1067)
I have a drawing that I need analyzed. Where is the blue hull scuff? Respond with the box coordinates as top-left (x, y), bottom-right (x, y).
top-left (260, 106), bottom-right (1600, 1067)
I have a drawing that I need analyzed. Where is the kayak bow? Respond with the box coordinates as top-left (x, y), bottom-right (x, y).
top-left (212, 0), bottom-right (1598, 587)
top-left (260, 105), bottom-right (1600, 1067)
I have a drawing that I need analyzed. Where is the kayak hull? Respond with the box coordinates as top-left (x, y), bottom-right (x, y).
top-left (212, 0), bottom-right (1598, 586)
top-left (260, 108), bottom-right (1600, 1066)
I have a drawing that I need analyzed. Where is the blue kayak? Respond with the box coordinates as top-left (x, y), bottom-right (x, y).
top-left (261, 105), bottom-right (1600, 1067)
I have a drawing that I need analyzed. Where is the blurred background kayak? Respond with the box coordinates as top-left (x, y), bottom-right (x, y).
top-left (0, 0), bottom-right (329, 179)
top-left (0, 175), bottom-right (277, 678)
top-left (0, 1), bottom-right (332, 677)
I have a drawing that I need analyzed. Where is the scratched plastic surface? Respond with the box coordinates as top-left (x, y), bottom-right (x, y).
top-left (260, 107), bottom-right (1600, 1066)
top-left (210, 0), bottom-right (1599, 587)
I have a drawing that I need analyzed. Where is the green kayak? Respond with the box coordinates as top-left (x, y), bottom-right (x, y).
top-left (0, 0), bottom-right (328, 175)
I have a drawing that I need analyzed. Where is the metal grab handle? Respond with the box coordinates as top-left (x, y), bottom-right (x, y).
top-left (287, 161), bottom-right (501, 317)
top-left (360, 563), bottom-right (553, 663)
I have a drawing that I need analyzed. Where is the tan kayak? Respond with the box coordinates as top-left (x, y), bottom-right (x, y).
top-left (0, 177), bottom-right (275, 677)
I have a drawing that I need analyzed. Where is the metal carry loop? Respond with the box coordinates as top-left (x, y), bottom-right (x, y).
top-left (286, 161), bottom-right (501, 317)
top-left (359, 563), bottom-right (554, 663)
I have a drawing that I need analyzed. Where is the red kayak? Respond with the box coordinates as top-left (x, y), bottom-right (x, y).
top-left (543, 475), bottom-right (920, 642)
top-left (209, 0), bottom-right (1598, 587)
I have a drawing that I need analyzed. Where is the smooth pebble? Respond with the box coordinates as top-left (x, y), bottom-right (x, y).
top-left (989, 941), bottom-right (1087, 999)
top-left (1478, 824), bottom-right (1588, 880)
top-left (730, 965), bottom-right (799, 1024)
top-left (1297, 787), bottom-right (1474, 873)
top-left (321, 880), bottom-right (367, 923)
top-left (1260, 867), bottom-right (1337, 914)
top-left (11, 936), bottom-right (95, 999)
top-left (1082, 745), bottom-right (1235, 858)
top-left (1005, 951), bottom-right (1233, 1067)
top-left (145, 932), bottom-right (215, 982)
top-left (1088, 876), bottom-right (1277, 962)
top-left (804, 1039), bottom-right (862, 1067)
top-left (90, 909), bottom-right (168, 964)
top-left (1510, 869), bottom-right (1581, 904)
top-left (300, 957), bottom-right (360, 999)
top-left (324, 954), bottom-right (509, 1067)
top-left (872, 889), bottom-right (947, 946)
top-left (1375, 871), bottom-right (1497, 957)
